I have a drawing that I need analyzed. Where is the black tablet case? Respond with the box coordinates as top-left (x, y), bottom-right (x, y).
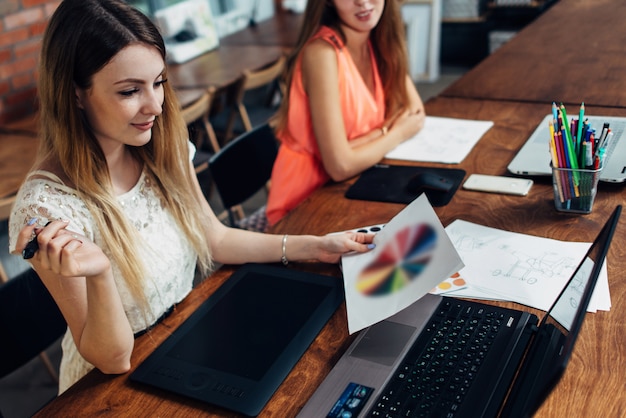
top-left (345, 164), bottom-right (466, 206)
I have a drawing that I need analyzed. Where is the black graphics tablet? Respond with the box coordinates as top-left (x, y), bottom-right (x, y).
top-left (345, 164), bottom-right (466, 206)
top-left (130, 263), bottom-right (344, 416)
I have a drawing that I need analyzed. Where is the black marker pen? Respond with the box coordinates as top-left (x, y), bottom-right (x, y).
top-left (22, 221), bottom-right (51, 260)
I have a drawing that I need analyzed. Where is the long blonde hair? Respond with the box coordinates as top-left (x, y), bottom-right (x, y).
top-left (276, 0), bottom-right (411, 132)
top-left (37, 0), bottom-right (212, 309)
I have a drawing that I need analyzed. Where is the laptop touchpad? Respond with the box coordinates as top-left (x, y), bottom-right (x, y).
top-left (349, 320), bottom-right (415, 367)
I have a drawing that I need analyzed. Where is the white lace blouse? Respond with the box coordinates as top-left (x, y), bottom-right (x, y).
top-left (9, 168), bottom-right (198, 394)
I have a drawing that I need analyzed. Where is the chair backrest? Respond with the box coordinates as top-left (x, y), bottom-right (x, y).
top-left (229, 55), bottom-right (287, 134)
top-left (208, 123), bottom-right (278, 212)
top-left (180, 86), bottom-right (220, 153)
top-left (241, 54), bottom-right (287, 92)
top-left (0, 268), bottom-right (66, 378)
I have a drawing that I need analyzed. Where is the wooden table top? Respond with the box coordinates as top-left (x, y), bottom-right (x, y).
top-left (441, 0), bottom-right (626, 108)
top-left (167, 44), bottom-right (286, 91)
top-left (219, 11), bottom-right (302, 48)
top-left (35, 97), bottom-right (626, 417)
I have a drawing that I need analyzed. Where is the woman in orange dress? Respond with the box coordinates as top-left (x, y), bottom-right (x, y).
top-left (266, 0), bottom-right (426, 225)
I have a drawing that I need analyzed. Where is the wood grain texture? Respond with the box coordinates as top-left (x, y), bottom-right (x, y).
top-left (219, 11), bottom-right (302, 48)
top-left (441, 0), bottom-right (626, 108)
top-left (167, 45), bottom-right (286, 91)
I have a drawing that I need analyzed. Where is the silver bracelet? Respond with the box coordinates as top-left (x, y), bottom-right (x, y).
top-left (281, 234), bottom-right (289, 265)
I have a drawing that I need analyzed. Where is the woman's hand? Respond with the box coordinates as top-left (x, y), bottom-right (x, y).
top-left (13, 219), bottom-right (111, 278)
top-left (387, 108), bottom-right (425, 143)
top-left (314, 232), bottom-right (375, 264)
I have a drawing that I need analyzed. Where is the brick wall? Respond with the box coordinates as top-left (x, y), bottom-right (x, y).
top-left (0, 0), bottom-right (59, 125)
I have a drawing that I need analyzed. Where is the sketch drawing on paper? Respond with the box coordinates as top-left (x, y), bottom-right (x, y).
top-left (490, 249), bottom-right (576, 286)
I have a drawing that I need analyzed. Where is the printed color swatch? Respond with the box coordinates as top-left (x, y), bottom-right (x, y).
top-left (357, 224), bottom-right (436, 296)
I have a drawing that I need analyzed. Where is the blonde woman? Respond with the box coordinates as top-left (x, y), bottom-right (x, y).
top-left (9, 0), bottom-right (373, 394)
top-left (266, 0), bottom-right (426, 225)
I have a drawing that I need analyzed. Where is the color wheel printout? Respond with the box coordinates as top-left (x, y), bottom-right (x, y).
top-left (341, 194), bottom-right (464, 333)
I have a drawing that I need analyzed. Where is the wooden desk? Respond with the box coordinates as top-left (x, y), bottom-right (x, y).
top-left (219, 11), bottom-right (302, 48)
top-left (441, 0), bottom-right (626, 108)
top-left (35, 98), bottom-right (626, 417)
top-left (167, 45), bottom-right (286, 91)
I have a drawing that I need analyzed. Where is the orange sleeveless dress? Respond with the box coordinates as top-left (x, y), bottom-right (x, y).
top-left (266, 26), bottom-right (386, 225)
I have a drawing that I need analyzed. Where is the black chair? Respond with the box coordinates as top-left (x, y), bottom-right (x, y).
top-left (208, 123), bottom-right (279, 232)
top-left (0, 268), bottom-right (66, 379)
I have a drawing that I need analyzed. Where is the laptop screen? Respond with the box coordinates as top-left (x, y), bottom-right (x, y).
top-left (544, 205), bottom-right (620, 353)
top-left (502, 205), bottom-right (621, 418)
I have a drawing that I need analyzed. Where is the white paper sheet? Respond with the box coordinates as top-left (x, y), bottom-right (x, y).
top-left (385, 116), bottom-right (494, 164)
top-left (443, 220), bottom-right (611, 313)
top-left (341, 195), bottom-right (464, 334)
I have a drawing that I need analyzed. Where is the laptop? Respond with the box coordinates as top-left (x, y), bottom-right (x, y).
top-left (507, 114), bottom-right (626, 183)
top-left (298, 206), bottom-right (621, 418)
top-left (130, 263), bottom-right (344, 417)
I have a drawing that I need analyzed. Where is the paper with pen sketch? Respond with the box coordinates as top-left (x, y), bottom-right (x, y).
top-left (442, 219), bottom-right (611, 313)
top-left (341, 194), bottom-right (464, 334)
top-left (385, 116), bottom-right (494, 163)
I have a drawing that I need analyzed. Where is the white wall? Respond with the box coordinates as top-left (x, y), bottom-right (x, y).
top-left (402, 0), bottom-right (441, 82)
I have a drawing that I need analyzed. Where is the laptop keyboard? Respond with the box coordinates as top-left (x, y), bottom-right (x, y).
top-left (368, 299), bottom-right (507, 418)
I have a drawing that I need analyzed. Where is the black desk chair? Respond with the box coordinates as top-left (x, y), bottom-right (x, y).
top-left (0, 268), bottom-right (66, 380)
top-left (208, 123), bottom-right (278, 232)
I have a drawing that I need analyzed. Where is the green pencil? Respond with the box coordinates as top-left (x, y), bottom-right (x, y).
top-left (560, 103), bottom-right (578, 169)
top-left (577, 102), bottom-right (585, 152)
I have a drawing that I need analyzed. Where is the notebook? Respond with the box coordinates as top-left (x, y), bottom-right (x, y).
top-left (130, 263), bottom-right (344, 417)
top-left (298, 206), bottom-right (621, 418)
top-left (507, 114), bottom-right (626, 183)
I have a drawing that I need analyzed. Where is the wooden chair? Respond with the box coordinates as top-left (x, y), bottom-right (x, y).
top-left (0, 195), bottom-right (62, 382)
top-left (208, 124), bottom-right (279, 232)
top-left (221, 54), bottom-right (287, 141)
top-left (180, 86), bottom-right (221, 156)
top-left (180, 87), bottom-right (220, 201)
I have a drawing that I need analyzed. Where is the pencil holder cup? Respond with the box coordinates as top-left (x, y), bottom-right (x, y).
top-left (551, 166), bottom-right (602, 214)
